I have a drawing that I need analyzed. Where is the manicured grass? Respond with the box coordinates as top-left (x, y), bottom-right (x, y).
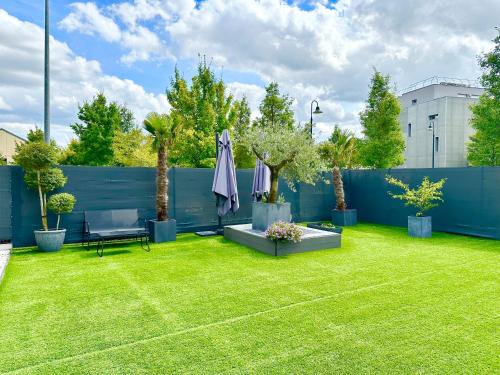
top-left (0, 224), bottom-right (498, 374)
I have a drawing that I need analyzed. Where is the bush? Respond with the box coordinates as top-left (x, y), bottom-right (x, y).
top-left (385, 175), bottom-right (446, 217)
top-left (47, 193), bottom-right (76, 230)
top-left (265, 221), bottom-right (303, 243)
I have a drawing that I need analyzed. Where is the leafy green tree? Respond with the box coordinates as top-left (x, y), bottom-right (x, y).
top-left (386, 176), bottom-right (446, 217)
top-left (167, 58), bottom-right (238, 167)
top-left (232, 97), bottom-right (255, 168)
top-left (144, 113), bottom-right (177, 221)
top-left (319, 125), bottom-right (358, 210)
top-left (13, 141), bottom-right (66, 230)
top-left (243, 124), bottom-right (325, 203)
top-left (62, 93), bottom-right (135, 166)
top-left (112, 129), bottom-right (157, 167)
top-left (253, 82), bottom-right (295, 130)
top-left (467, 33), bottom-right (500, 166)
top-left (47, 193), bottom-right (76, 230)
top-left (359, 70), bottom-right (405, 168)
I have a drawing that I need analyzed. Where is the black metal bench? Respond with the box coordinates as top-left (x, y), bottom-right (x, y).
top-left (83, 209), bottom-right (150, 257)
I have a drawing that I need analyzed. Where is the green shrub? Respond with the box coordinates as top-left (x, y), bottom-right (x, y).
top-left (47, 193), bottom-right (76, 230)
top-left (385, 175), bottom-right (446, 217)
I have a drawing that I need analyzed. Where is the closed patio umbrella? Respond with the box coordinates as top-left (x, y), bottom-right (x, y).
top-left (212, 129), bottom-right (239, 216)
top-left (252, 157), bottom-right (270, 201)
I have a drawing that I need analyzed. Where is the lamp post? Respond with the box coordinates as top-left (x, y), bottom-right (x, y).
top-left (310, 100), bottom-right (322, 138)
top-left (44, 0), bottom-right (50, 143)
top-left (428, 114), bottom-right (438, 168)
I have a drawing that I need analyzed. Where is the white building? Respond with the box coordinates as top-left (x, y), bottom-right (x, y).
top-left (399, 77), bottom-right (484, 168)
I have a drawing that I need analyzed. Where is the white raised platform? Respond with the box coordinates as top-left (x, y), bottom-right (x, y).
top-left (0, 243), bottom-right (11, 284)
top-left (224, 224), bottom-right (341, 256)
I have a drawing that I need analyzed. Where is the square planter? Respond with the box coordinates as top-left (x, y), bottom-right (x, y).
top-left (408, 216), bottom-right (432, 238)
top-left (307, 222), bottom-right (343, 234)
top-left (148, 219), bottom-right (176, 243)
top-left (252, 202), bottom-right (291, 232)
top-left (332, 209), bottom-right (357, 226)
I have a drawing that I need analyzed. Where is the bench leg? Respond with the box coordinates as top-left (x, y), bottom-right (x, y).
top-left (140, 235), bottom-right (151, 252)
top-left (96, 239), bottom-right (104, 257)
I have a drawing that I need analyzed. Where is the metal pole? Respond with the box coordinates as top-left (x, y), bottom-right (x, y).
top-left (44, 0), bottom-right (50, 143)
top-left (215, 133), bottom-right (222, 233)
top-left (431, 126), bottom-right (435, 168)
top-left (310, 101), bottom-right (314, 138)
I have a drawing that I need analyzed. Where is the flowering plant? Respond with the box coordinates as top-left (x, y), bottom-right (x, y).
top-left (265, 221), bottom-right (303, 243)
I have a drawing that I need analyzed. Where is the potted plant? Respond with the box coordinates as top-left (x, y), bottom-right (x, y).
top-left (265, 221), bottom-right (303, 256)
top-left (319, 125), bottom-right (358, 226)
top-left (144, 112), bottom-right (177, 243)
top-left (13, 140), bottom-right (72, 251)
top-left (243, 124), bottom-right (326, 231)
top-left (386, 175), bottom-right (446, 238)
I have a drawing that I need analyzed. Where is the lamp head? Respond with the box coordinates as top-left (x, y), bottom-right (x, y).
top-left (313, 105), bottom-right (322, 114)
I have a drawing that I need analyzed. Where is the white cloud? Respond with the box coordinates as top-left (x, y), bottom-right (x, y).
top-left (0, 9), bottom-right (169, 145)
top-left (59, 2), bottom-right (121, 42)
top-left (7, 0), bottom-right (500, 141)
top-left (0, 97), bottom-right (12, 111)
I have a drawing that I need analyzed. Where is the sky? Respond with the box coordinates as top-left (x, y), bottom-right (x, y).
top-left (0, 0), bottom-right (497, 145)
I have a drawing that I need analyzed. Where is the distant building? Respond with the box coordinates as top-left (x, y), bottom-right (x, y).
top-left (399, 77), bottom-right (484, 168)
top-left (0, 128), bottom-right (26, 164)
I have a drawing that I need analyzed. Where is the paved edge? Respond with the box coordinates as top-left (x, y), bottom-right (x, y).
top-left (0, 243), bottom-right (12, 284)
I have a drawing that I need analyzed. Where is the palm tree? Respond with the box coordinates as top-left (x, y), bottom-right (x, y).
top-left (319, 125), bottom-right (358, 210)
top-left (144, 112), bottom-right (176, 221)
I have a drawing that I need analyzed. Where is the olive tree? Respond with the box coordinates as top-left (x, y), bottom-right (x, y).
top-left (243, 125), bottom-right (325, 203)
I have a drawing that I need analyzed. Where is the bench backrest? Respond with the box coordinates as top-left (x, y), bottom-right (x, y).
top-left (84, 209), bottom-right (140, 230)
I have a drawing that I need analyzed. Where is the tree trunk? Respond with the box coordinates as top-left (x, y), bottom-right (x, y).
top-left (156, 144), bottom-right (168, 221)
top-left (56, 215), bottom-right (60, 230)
top-left (37, 171), bottom-right (48, 231)
top-left (332, 166), bottom-right (346, 210)
top-left (268, 169), bottom-right (279, 203)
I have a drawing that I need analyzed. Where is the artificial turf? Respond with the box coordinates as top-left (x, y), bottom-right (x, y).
top-left (0, 224), bottom-right (498, 374)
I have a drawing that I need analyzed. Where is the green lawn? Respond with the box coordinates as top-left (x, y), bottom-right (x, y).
top-left (0, 224), bottom-right (498, 374)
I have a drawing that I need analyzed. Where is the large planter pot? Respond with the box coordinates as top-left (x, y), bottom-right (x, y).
top-left (148, 219), bottom-right (176, 243)
top-left (332, 209), bottom-right (357, 226)
top-left (34, 229), bottom-right (66, 252)
top-left (307, 222), bottom-right (343, 234)
top-left (408, 216), bottom-right (432, 238)
top-left (252, 202), bottom-right (291, 232)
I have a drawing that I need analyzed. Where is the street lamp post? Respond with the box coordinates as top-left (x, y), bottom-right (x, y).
top-left (428, 114), bottom-right (438, 168)
top-left (310, 100), bottom-right (322, 139)
top-left (44, 0), bottom-right (50, 143)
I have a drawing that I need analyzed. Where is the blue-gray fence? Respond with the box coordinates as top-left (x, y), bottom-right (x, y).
top-left (0, 165), bottom-right (498, 247)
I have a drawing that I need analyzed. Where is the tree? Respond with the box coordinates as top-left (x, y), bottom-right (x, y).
top-left (253, 82), bottom-right (295, 130)
top-left (144, 112), bottom-right (176, 221)
top-left (243, 124), bottom-right (325, 203)
top-left (386, 176), bottom-right (446, 217)
top-left (61, 93), bottom-right (135, 166)
top-left (112, 129), bottom-right (157, 167)
top-left (232, 97), bottom-right (255, 168)
top-left (167, 58), bottom-right (238, 167)
top-left (47, 193), bottom-right (76, 230)
top-left (467, 33), bottom-right (500, 166)
top-left (0, 154), bottom-right (6, 165)
top-left (319, 125), bottom-right (358, 210)
top-left (13, 141), bottom-right (66, 231)
top-left (359, 70), bottom-right (405, 168)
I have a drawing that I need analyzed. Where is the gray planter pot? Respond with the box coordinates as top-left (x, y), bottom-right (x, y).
top-left (307, 222), bottom-right (343, 234)
top-left (408, 216), bottom-right (432, 238)
top-left (34, 229), bottom-right (66, 252)
top-left (148, 219), bottom-right (176, 243)
top-left (252, 202), bottom-right (291, 232)
top-left (332, 209), bottom-right (357, 226)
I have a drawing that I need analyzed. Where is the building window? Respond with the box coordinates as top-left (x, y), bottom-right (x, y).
top-left (435, 137), bottom-right (439, 152)
top-left (411, 99), bottom-right (417, 105)
top-left (407, 123), bottom-right (412, 137)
